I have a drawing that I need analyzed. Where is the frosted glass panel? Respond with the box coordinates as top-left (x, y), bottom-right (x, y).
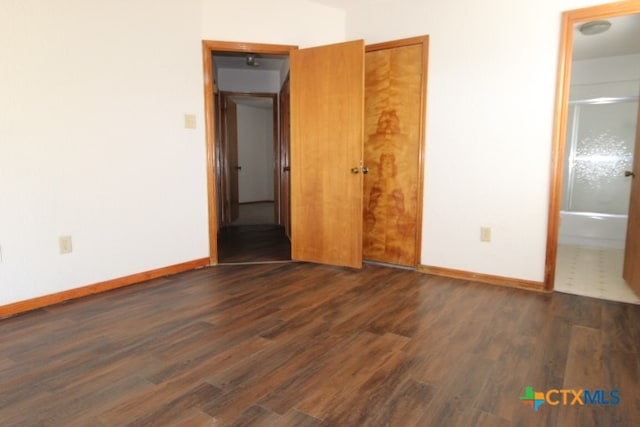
top-left (561, 105), bottom-right (575, 210)
top-left (565, 101), bottom-right (637, 214)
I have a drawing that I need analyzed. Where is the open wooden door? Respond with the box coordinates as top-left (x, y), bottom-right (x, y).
top-left (290, 40), bottom-right (365, 268)
top-left (623, 99), bottom-right (640, 296)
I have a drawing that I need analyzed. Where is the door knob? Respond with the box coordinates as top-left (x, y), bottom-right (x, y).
top-left (625, 170), bottom-right (635, 178)
top-left (351, 166), bottom-right (369, 174)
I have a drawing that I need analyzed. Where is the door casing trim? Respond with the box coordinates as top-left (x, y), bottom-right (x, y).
top-left (202, 41), bottom-right (298, 264)
top-left (545, 1), bottom-right (640, 290)
top-left (218, 92), bottom-right (279, 226)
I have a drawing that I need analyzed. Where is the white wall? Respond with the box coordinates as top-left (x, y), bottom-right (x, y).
top-left (280, 59), bottom-right (292, 87)
top-left (3, 0), bottom-right (629, 306)
top-left (217, 69), bottom-right (282, 93)
top-left (0, 0), bottom-right (207, 305)
top-left (201, 0), bottom-right (346, 47)
top-left (345, 0), bottom-right (616, 281)
top-left (571, 53), bottom-right (640, 99)
top-left (0, 0), bottom-right (346, 306)
top-left (237, 105), bottom-right (275, 203)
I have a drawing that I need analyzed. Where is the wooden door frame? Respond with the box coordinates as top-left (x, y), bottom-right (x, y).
top-left (279, 75), bottom-right (292, 236)
top-left (545, 1), bottom-right (640, 290)
top-left (202, 41), bottom-right (298, 264)
top-left (222, 96), bottom-right (240, 224)
top-left (365, 35), bottom-right (429, 267)
top-left (623, 92), bottom-right (640, 292)
top-left (219, 91), bottom-right (279, 225)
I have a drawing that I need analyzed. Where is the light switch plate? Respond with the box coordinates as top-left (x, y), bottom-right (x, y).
top-left (480, 227), bottom-right (491, 242)
top-left (184, 114), bottom-right (196, 129)
top-left (59, 236), bottom-right (72, 254)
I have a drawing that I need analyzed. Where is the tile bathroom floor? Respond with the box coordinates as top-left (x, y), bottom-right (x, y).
top-left (555, 244), bottom-right (640, 304)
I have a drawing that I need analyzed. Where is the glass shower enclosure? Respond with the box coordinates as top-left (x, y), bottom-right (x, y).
top-left (562, 97), bottom-right (638, 215)
top-left (560, 97), bottom-right (638, 249)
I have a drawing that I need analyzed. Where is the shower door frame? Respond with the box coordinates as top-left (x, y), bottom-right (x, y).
top-left (563, 96), bottom-right (639, 215)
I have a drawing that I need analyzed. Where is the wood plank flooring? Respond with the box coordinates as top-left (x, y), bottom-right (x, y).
top-left (1, 262), bottom-right (639, 426)
top-left (217, 225), bottom-right (291, 263)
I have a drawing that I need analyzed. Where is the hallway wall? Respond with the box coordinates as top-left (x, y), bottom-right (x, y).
top-left (237, 104), bottom-right (275, 203)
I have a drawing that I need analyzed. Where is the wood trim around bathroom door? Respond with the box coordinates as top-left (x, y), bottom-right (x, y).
top-left (545, 1), bottom-right (640, 290)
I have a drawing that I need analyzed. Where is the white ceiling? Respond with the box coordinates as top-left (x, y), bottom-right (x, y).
top-left (573, 14), bottom-right (640, 60)
top-left (213, 11), bottom-right (640, 71)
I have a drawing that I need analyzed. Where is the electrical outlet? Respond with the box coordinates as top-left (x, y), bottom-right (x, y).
top-left (59, 236), bottom-right (72, 254)
top-left (480, 227), bottom-right (491, 242)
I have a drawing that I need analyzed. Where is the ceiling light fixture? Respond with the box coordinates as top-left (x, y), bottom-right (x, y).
top-left (578, 20), bottom-right (612, 35)
top-left (246, 54), bottom-right (260, 67)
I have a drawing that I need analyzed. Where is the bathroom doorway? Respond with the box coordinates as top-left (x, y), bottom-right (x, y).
top-left (548, 5), bottom-right (640, 304)
top-left (555, 97), bottom-right (639, 303)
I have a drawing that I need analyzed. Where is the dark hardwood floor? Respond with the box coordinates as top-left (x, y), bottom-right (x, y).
top-left (1, 262), bottom-right (639, 426)
top-left (217, 225), bottom-right (291, 264)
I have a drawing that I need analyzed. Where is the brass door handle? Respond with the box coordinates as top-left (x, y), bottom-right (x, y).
top-left (625, 170), bottom-right (635, 178)
top-left (351, 166), bottom-right (369, 174)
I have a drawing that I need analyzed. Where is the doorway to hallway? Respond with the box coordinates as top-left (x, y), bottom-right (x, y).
top-left (204, 42), bottom-right (295, 265)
